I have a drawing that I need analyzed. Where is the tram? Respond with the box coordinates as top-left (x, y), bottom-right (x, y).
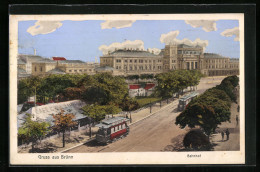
top-left (95, 117), bottom-right (130, 144)
top-left (178, 92), bottom-right (199, 111)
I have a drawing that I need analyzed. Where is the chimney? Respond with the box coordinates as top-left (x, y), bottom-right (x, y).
top-left (34, 49), bottom-right (37, 55)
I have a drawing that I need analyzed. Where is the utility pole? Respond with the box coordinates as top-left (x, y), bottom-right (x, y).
top-left (34, 87), bottom-right (36, 107)
top-left (150, 101), bottom-right (152, 113)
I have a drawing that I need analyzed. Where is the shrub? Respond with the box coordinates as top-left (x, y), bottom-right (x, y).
top-left (183, 129), bottom-right (210, 149)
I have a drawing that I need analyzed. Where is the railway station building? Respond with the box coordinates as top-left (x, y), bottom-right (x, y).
top-left (100, 44), bottom-right (239, 76)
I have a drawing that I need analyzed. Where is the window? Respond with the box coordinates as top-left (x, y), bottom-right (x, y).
top-left (35, 66), bottom-right (37, 72)
top-left (74, 70), bottom-right (77, 72)
top-left (79, 69), bottom-right (82, 72)
top-left (40, 67), bottom-right (43, 72)
top-left (89, 69), bottom-right (92, 71)
top-left (125, 60), bottom-right (127, 63)
top-left (186, 62), bottom-right (190, 70)
top-left (69, 70), bottom-right (72, 72)
top-left (145, 60), bottom-right (147, 63)
top-left (116, 66), bottom-right (118, 69)
top-left (191, 62), bottom-right (194, 69)
top-left (130, 60), bottom-right (132, 63)
top-left (195, 62), bottom-right (198, 69)
top-left (134, 60), bottom-right (137, 63)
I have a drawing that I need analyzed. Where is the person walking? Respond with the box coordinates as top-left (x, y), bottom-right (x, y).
top-left (226, 129), bottom-right (230, 140)
top-left (221, 131), bottom-right (225, 141)
top-left (237, 105), bottom-right (240, 112)
top-left (236, 115), bottom-right (239, 126)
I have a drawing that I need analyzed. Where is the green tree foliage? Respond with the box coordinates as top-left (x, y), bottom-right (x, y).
top-left (119, 96), bottom-right (140, 111)
top-left (52, 110), bottom-right (77, 147)
top-left (18, 114), bottom-right (50, 152)
top-left (140, 74), bottom-right (154, 79)
top-left (62, 87), bottom-right (84, 101)
top-left (82, 104), bottom-right (122, 122)
top-left (82, 73), bottom-right (128, 105)
top-left (216, 75), bottom-right (239, 103)
top-left (175, 75), bottom-right (238, 136)
top-left (38, 74), bottom-right (76, 100)
top-left (154, 70), bottom-right (203, 98)
top-left (126, 75), bottom-right (139, 80)
top-left (18, 76), bottom-right (42, 104)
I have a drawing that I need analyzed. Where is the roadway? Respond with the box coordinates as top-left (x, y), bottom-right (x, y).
top-left (65, 76), bottom-right (226, 153)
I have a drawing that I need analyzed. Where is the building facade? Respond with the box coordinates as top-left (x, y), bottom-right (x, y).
top-left (18, 55), bottom-right (100, 77)
top-left (100, 44), bottom-right (239, 76)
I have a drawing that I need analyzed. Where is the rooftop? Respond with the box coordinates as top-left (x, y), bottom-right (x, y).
top-left (47, 68), bottom-right (66, 74)
top-left (18, 54), bottom-right (45, 61)
top-left (58, 60), bottom-right (85, 64)
top-left (177, 44), bottom-right (202, 48)
top-left (204, 53), bottom-right (229, 59)
top-left (33, 58), bottom-right (56, 63)
top-left (104, 49), bottom-right (161, 58)
top-left (95, 66), bottom-right (115, 71)
top-left (52, 57), bottom-right (66, 61)
top-left (230, 58), bottom-right (239, 61)
top-left (18, 58), bottom-right (26, 64)
top-left (95, 117), bottom-right (130, 129)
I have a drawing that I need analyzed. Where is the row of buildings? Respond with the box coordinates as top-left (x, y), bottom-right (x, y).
top-left (17, 54), bottom-right (99, 80)
top-left (100, 44), bottom-right (239, 76)
top-left (17, 44), bottom-right (239, 80)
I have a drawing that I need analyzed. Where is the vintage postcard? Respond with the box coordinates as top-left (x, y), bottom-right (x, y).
top-left (9, 14), bottom-right (245, 165)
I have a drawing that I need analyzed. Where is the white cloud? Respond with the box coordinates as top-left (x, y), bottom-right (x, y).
top-left (27, 21), bottom-right (63, 36)
top-left (99, 40), bottom-right (145, 55)
top-left (221, 27), bottom-right (239, 41)
top-left (101, 20), bottom-right (136, 29)
top-left (185, 20), bottom-right (217, 32)
top-left (147, 48), bottom-right (161, 55)
top-left (160, 30), bottom-right (180, 44)
top-left (160, 30), bottom-right (209, 51)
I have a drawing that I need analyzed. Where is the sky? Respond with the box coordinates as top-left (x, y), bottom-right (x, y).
top-left (18, 20), bottom-right (240, 62)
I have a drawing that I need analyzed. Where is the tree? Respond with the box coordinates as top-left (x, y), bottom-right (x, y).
top-left (176, 103), bottom-right (225, 137)
top-left (82, 104), bottom-right (122, 122)
top-left (18, 114), bottom-right (50, 152)
top-left (82, 73), bottom-right (128, 105)
top-left (63, 87), bottom-right (85, 101)
top-left (52, 110), bottom-right (77, 147)
top-left (154, 72), bottom-right (180, 98)
top-left (119, 96), bottom-right (140, 111)
top-left (37, 74), bottom-right (76, 102)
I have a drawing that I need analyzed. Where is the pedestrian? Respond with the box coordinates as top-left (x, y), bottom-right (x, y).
top-left (226, 129), bottom-right (230, 140)
top-left (237, 105), bottom-right (240, 112)
top-left (221, 131), bottom-right (224, 141)
top-left (236, 115), bottom-right (239, 126)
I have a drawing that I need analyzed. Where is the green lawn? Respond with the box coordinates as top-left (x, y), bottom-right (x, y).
top-left (135, 97), bottom-right (162, 107)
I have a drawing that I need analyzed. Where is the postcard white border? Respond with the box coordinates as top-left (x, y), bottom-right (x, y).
top-left (9, 14), bottom-right (245, 165)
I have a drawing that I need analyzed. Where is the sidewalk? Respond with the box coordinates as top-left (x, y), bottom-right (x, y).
top-left (210, 92), bottom-right (240, 151)
top-left (18, 97), bottom-right (176, 153)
